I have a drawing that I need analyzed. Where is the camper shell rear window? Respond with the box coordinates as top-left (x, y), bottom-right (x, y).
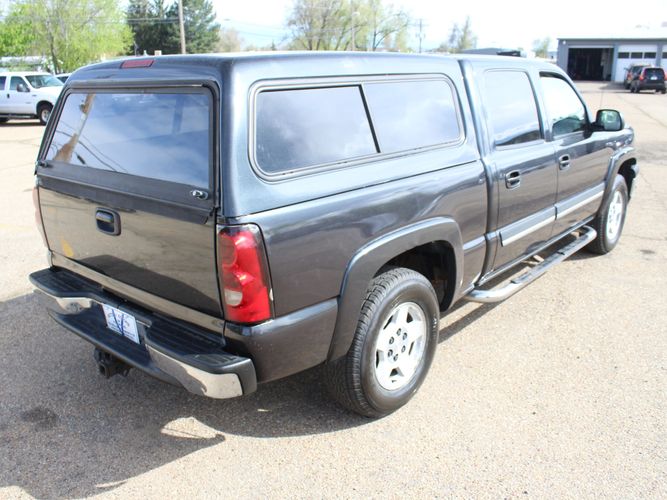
top-left (45, 90), bottom-right (212, 188)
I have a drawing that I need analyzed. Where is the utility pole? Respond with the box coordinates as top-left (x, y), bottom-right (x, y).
top-left (178, 0), bottom-right (186, 54)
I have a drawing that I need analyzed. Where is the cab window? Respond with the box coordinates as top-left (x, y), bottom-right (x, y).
top-left (482, 70), bottom-right (541, 147)
top-left (10, 77), bottom-right (27, 91)
top-left (540, 74), bottom-right (587, 137)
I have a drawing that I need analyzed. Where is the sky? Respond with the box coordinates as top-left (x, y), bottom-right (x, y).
top-left (212, 0), bottom-right (667, 52)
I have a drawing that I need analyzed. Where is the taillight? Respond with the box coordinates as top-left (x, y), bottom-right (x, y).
top-left (32, 183), bottom-right (48, 247)
top-left (639, 72), bottom-right (645, 81)
top-left (217, 224), bottom-right (272, 324)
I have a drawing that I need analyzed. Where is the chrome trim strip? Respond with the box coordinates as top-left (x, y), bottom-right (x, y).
top-left (501, 212), bottom-right (555, 247)
top-left (147, 345), bottom-right (243, 399)
top-left (556, 185), bottom-right (604, 219)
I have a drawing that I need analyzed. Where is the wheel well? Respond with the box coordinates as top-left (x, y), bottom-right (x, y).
top-left (618, 159), bottom-right (637, 198)
top-left (381, 241), bottom-right (455, 311)
top-left (36, 101), bottom-right (52, 112)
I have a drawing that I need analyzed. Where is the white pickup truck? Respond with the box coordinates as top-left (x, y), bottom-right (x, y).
top-left (0, 72), bottom-right (63, 125)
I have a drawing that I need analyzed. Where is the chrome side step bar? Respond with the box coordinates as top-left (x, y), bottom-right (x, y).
top-left (466, 226), bottom-right (597, 304)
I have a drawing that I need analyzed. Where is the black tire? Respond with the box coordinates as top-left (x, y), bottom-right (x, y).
top-left (0, 118), bottom-right (7, 124)
top-left (37, 103), bottom-right (52, 125)
top-left (324, 267), bottom-right (439, 418)
top-left (588, 174), bottom-right (628, 255)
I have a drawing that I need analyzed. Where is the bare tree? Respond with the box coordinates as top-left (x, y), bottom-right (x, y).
top-left (217, 27), bottom-right (243, 52)
top-left (532, 37), bottom-right (551, 58)
top-left (433, 16), bottom-right (477, 54)
top-left (286, 0), bottom-right (411, 52)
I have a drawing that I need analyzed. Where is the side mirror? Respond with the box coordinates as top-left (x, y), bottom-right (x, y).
top-left (594, 109), bottom-right (624, 132)
top-left (16, 83), bottom-right (28, 93)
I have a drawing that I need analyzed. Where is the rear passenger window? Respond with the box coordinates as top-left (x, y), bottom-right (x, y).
top-left (255, 86), bottom-right (377, 173)
top-left (0, 76), bottom-right (5, 89)
top-left (363, 80), bottom-right (461, 153)
top-left (483, 71), bottom-right (541, 147)
top-left (540, 74), bottom-right (587, 137)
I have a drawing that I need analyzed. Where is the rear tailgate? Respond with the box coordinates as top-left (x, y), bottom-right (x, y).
top-left (36, 86), bottom-right (221, 317)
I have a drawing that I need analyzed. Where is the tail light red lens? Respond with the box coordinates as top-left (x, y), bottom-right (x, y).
top-left (639, 73), bottom-right (645, 81)
top-left (217, 225), bottom-right (273, 324)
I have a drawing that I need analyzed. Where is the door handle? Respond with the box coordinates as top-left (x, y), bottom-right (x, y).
top-left (95, 209), bottom-right (121, 235)
top-left (558, 154), bottom-right (571, 170)
top-left (505, 170), bottom-right (521, 189)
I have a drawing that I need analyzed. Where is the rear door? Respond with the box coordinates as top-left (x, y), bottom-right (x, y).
top-left (480, 69), bottom-right (558, 269)
top-left (37, 86), bottom-right (221, 316)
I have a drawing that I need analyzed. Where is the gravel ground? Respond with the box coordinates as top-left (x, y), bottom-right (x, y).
top-left (0, 82), bottom-right (665, 499)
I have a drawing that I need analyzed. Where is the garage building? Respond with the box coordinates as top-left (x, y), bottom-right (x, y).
top-left (557, 28), bottom-right (666, 82)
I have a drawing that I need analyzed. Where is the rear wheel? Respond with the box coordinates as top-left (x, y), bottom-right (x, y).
top-left (324, 267), bottom-right (439, 418)
top-left (0, 118), bottom-right (7, 124)
top-left (37, 103), bottom-right (52, 125)
top-left (588, 175), bottom-right (628, 255)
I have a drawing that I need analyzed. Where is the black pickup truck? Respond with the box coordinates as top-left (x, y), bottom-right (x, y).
top-left (30, 53), bottom-right (637, 417)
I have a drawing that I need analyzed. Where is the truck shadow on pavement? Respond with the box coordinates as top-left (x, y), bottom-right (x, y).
top-left (0, 294), bottom-right (372, 497)
top-left (0, 280), bottom-right (511, 498)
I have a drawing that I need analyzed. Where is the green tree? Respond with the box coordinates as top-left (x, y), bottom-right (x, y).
top-left (532, 37), bottom-right (551, 58)
top-left (0, 3), bottom-right (37, 57)
top-left (126, 0), bottom-right (174, 55)
top-left (164, 0), bottom-right (220, 53)
top-left (1, 0), bottom-right (131, 73)
top-left (127, 0), bottom-right (219, 55)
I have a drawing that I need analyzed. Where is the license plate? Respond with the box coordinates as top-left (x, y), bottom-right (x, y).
top-left (650, 76), bottom-right (658, 80)
top-left (102, 304), bottom-right (140, 344)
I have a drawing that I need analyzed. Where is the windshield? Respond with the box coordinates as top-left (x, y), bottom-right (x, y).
top-left (25, 74), bottom-right (63, 89)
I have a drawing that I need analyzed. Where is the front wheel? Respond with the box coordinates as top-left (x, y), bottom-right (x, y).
top-left (324, 268), bottom-right (439, 418)
top-left (588, 175), bottom-right (628, 255)
top-left (37, 103), bottom-right (52, 125)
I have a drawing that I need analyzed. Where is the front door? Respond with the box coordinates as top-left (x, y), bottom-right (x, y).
top-left (6, 76), bottom-right (33, 114)
top-left (539, 74), bottom-right (610, 235)
top-left (481, 69), bottom-right (558, 269)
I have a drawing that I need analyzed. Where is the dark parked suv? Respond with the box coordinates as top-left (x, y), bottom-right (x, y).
top-left (624, 64), bottom-right (649, 89)
top-left (30, 53), bottom-right (637, 417)
top-left (629, 66), bottom-right (666, 93)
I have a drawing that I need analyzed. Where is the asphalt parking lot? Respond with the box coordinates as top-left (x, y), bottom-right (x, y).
top-left (0, 82), bottom-right (665, 498)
